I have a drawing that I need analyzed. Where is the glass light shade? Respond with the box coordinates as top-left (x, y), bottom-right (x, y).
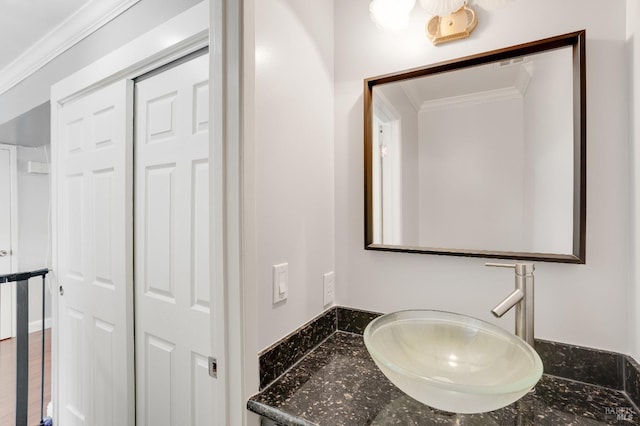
top-left (419, 0), bottom-right (466, 16)
top-left (369, 0), bottom-right (416, 30)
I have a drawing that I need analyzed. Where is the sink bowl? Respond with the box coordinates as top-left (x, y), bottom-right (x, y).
top-left (363, 310), bottom-right (543, 414)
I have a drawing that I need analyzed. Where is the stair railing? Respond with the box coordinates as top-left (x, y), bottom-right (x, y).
top-left (0, 268), bottom-right (49, 426)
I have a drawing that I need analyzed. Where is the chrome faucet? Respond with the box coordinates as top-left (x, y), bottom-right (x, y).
top-left (486, 262), bottom-right (535, 347)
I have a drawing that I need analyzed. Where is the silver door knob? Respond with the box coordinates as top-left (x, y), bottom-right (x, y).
top-left (0, 250), bottom-right (8, 257)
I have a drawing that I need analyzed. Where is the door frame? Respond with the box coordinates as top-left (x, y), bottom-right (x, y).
top-left (0, 143), bottom-right (19, 338)
top-left (211, 0), bottom-right (256, 424)
top-left (371, 94), bottom-right (402, 245)
top-left (51, 2), bottom-right (240, 424)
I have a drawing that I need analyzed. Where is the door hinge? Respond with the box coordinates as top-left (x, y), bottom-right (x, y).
top-left (208, 356), bottom-right (217, 378)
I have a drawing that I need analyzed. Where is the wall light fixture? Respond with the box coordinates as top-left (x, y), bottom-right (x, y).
top-left (370, 0), bottom-right (498, 46)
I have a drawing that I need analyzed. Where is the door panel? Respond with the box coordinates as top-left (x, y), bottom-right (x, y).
top-left (134, 53), bottom-right (213, 426)
top-left (191, 160), bottom-right (210, 312)
top-left (55, 79), bottom-right (134, 426)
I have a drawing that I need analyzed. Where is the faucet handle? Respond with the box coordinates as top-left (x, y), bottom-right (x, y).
top-left (485, 262), bottom-right (516, 269)
top-left (485, 262), bottom-right (535, 275)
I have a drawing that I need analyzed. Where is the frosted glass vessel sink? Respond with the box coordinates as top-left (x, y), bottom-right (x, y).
top-left (363, 310), bottom-right (543, 414)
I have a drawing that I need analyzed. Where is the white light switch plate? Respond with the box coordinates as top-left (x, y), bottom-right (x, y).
top-left (273, 263), bottom-right (288, 304)
top-left (323, 271), bottom-right (335, 306)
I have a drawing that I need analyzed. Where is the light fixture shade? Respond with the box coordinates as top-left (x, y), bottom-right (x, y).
top-left (419, 0), bottom-right (466, 16)
top-left (370, 0), bottom-right (416, 30)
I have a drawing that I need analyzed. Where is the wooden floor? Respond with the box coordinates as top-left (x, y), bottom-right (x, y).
top-left (0, 330), bottom-right (51, 426)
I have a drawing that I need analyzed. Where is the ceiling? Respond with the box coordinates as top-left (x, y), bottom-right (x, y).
top-left (0, 0), bottom-right (132, 146)
top-left (0, 0), bottom-right (91, 71)
top-left (0, 0), bottom-right (90, 146)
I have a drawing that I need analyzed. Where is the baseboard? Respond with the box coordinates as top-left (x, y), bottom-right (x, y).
top-left (28, 317), bottom-right (52, 334)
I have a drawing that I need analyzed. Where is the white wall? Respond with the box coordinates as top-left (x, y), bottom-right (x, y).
top-left (397, 95), bottom-right (420, 246)
top-left (628, 0), bottom-right (640, 361)
top-left (0, 0), bottom-right (202, 125)
top-left (522, 48), bottom-right (574, 254)
top-left (16, 145), bottom-right (52, 327)
top-left (418, 98), bottom-right (525, 251)
top-left (254, 0), bottom-right (334, 350)
top-left (335, 0), bottom-right (630, 353)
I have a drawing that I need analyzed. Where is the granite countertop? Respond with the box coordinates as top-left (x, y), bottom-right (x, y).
top-left (248, 332), bottom-right (639, 426)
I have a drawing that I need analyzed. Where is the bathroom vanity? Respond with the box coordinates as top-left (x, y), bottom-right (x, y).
top-left (248, 29), bottom-right (637, 426)
top-left (248, 307), bottom-right (639, 425)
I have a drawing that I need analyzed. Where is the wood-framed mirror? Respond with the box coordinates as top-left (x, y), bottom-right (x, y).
top-left (364, 30), bottom-right (586, 263)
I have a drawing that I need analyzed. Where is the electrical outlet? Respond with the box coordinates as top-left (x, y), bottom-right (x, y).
top-left (323, 271), bottom-right (335, 306)
top-left (273, 263), bottom-right (288, 304)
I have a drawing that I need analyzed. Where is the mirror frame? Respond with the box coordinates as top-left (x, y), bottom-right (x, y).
top-left (364, 30), bottom-right (586, 263)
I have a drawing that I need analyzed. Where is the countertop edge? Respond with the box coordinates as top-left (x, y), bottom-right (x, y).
top-left (247, 399), bottom-right (318, 426)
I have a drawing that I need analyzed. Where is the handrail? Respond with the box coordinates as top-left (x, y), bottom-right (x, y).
top-left (1, 268), bottom-right (49, 426)
top-left (0, 268), bottom-right (49, 283)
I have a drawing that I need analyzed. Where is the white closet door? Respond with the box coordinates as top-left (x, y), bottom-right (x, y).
top-left (55, 79), bottom-right (134, 426)
top-left (134, 53), bottom-right (214, 426)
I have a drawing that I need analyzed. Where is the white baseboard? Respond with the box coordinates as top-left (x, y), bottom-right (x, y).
top-left (29, 317), bottom-right (52, 334)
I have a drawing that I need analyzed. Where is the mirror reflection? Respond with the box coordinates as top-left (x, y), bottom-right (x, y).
top-left (365, 31), bottom-right (585, 263)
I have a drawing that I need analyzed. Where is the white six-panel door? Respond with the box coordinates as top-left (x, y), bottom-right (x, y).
top-left (134, 53), bottom-right (214, 425)
top-left (55, 79), bottom-right (134, 426)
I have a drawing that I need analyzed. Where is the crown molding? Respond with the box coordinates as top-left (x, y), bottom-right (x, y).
top-left (0, 0), bottom-right (140, 96)
top-left (419, 86), bottom-right (523, 113)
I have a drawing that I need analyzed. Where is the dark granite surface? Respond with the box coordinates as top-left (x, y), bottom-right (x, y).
top-left (249, 332), bottom-right (639, 426)
top-left (252, 307), bottom-right (640, 425)
top-left (625, 356), bottom-right (640, 409)
top-left (259, 308), bottom-right (337, 390)
top-left (259, 306), bottom-right (383, 390)
top-left (336, 306), bottom-right (381, 335)
top-left (535, 339), bottom-right (624, 390)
